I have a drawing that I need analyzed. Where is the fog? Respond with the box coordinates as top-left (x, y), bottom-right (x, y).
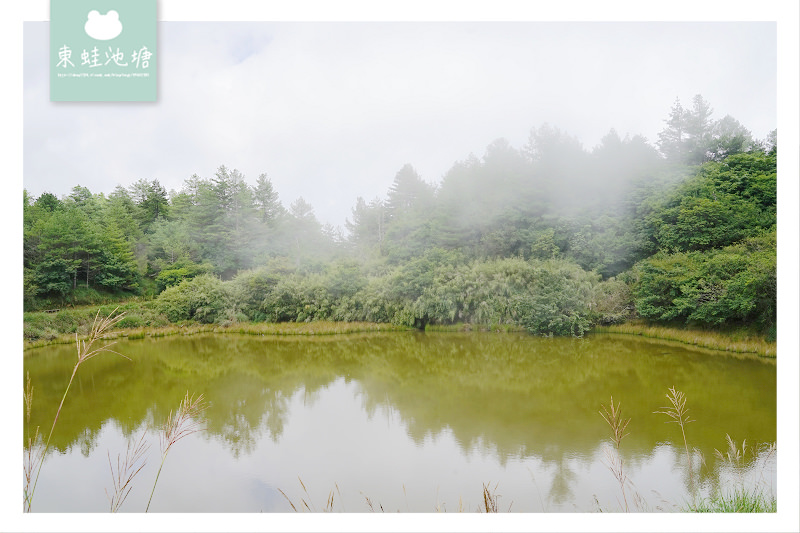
top-left (23, 20), bottom-right (776, 228)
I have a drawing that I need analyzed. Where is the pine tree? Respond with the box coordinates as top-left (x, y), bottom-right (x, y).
top-left (657, 97), bottom-right (687, 162)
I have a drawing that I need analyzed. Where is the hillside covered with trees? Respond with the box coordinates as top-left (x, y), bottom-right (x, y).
top-left (23, 95), bottom-right (777, 338)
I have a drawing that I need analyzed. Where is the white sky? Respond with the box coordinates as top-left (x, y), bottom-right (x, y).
top-left (22, 19), bottom-right (778, 228)
top-left (5, 2), bottom-right (800, 532)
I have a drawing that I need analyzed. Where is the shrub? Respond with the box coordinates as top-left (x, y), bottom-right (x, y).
top-left (155, 274), bottom-right (230, 323)
top-left (633, 229), bottom-right (776, 329)
top-left (154, 260), bottom-right (215, 292)
top-left (591, 277), bottom-right (635, 325)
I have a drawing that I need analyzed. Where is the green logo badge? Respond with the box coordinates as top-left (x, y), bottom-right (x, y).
top-left (50, 0), bottom-right (157, 102)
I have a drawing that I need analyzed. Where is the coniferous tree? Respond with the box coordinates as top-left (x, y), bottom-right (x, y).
top-left (657, 98), bottom-right (687, 163)
top-left (253, 173), bottom-right (283, 225)
top-left (684, 94), bottom-right (714, 164)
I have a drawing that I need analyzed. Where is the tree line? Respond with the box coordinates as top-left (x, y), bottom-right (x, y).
top-left (23, 95), bottom-right (777, 336)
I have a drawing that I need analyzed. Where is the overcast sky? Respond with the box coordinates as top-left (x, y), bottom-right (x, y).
top-left (23, 20), bottom-right (777, 228)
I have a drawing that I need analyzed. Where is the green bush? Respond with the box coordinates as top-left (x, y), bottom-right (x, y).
top-left (155, 274), bottom-right (230, 323)
top-left (508, 259), bottom-right (596, 336)
top-left (633, 229), bottom-right (776, 329)
top-left (117, 315), bottom-right (144, 329)
top-left (385, 255), bottom-right (598, 335)
top-left (590, 277), bottom-right (634, 325)
top-left (117, 250), bottom-right (605, 337)
top-left (154, 259), bottom-right (215, 292)
top-left (228, 267), bottom-right (285, 321)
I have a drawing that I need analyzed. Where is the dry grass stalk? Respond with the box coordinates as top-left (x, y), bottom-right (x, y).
top-left (23, 426), bottom-right (40, 510)
top-left (600, 395), bottom-right (630, 450)
top-left (25, 308), bottom-right (128, 512)
top-left (715, 434), bottom-right (747, 469)
top-left (24, 372), bottom-right (34, 421)
top-left (363, 494), bottom-right (384, 512)
top-left (715, 436), bottom-right (776, 497)
top-left (146, 391), bottom-right (207, 512)
top-left (278, 488), bottom-right (298, 512)
top-left (600, 395), bottom-right (632, 511)
top-left (325, 488), bottom-right (335, 512)
top-left (479, 482), bottom-right (511, 512)
top-left (279, 478), bottom-right (346, 512)
top-left (297, 476), bottom-right (314, 512)
top-left (106, 431), bottom-right (150, 512)
top-left (334, 483), bottom-right (345, 512)
top-left (689, 437), bottom-right (776, 513)
top-left (753, 442), bottom-right (777, 495)
top-left (655, 386), bottom-right (696, 496)
top-left (23, 372), bottom-right (41, 511)
top-left (159, 392), bottom-right (207, 453)
top-left (482, 482), bottom-right (499, 513)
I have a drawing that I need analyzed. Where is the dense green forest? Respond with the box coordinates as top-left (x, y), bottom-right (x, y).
top-left (23, 95), bottom-right (777, 338)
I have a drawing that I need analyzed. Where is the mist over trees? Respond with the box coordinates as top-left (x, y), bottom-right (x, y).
top-left (24, 95), bottom-right (777, 337)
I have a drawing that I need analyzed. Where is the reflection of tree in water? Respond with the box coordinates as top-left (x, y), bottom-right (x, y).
top-left (204, 374), bottom-right (293, 458)
top-left (76, 426), bottom-right (101, 458)
top-left (353, 333), bottom-right (775, 474)
top-left (25, 334), bottom-right (357, 459)
top-left (545, 453), bottom-right (578, 507)
top-left (199, 339), bottom-right (344, 457)
top-left (25, 332), bottom-right (776, 484)
top-left (355, 333), bottom-right (617, 465)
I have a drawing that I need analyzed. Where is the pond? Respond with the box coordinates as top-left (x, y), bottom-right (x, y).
top-left (23, 331), bottom-right (776, 513)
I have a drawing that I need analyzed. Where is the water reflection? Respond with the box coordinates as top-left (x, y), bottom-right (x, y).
top-left (24, 332), bottom-right (776, 512)
top-left (547, 454), bottom-right (578, 507)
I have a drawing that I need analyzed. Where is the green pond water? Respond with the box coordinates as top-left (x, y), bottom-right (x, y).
top-left (23, 331), bottom-right (776, 513)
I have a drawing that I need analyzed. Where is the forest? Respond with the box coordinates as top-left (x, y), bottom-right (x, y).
top-left (23, 95), bottom-right (777, 339)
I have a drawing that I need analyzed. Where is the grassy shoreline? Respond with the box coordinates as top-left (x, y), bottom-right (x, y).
top-left (592, 322), bottom-right (776, 358)
top-left (23, 320), bottom-right (410, 351)
top-left (23, 306), bottom-right (776, 357)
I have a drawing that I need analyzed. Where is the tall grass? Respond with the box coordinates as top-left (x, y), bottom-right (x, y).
top-left (24, 308), bottom-right (209, 513)
top-left (593, 322), bottom-right (776, 357)
top-left (106, 431), bottom-right (150, 512)
top-left (687, 489), bottom-right (776, 512)
top-left (146, 392), bottom-right (208, 512)
top-left (25, 320), bottom-right (409, 350)
top-left (23, 373), bottom-right (40, 510)
top-left (23, 301), bottom-right (170, 343)
top-left (686, 436), bottom-right (777, 512)
top-left (278, 477), bottom-right (345, 512)
top-left (598, 387), bottom-right (776, 513)
top-left (600, 396), bottom-right (634, 512)
top-left (480, 482), bottom-right (510, 512)
top-left (24, 308), bottom-right (128, 512)
top-left (655, 387), bottom-right (696, 497)
top-left (278, 480), bottom-right (510, 513)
